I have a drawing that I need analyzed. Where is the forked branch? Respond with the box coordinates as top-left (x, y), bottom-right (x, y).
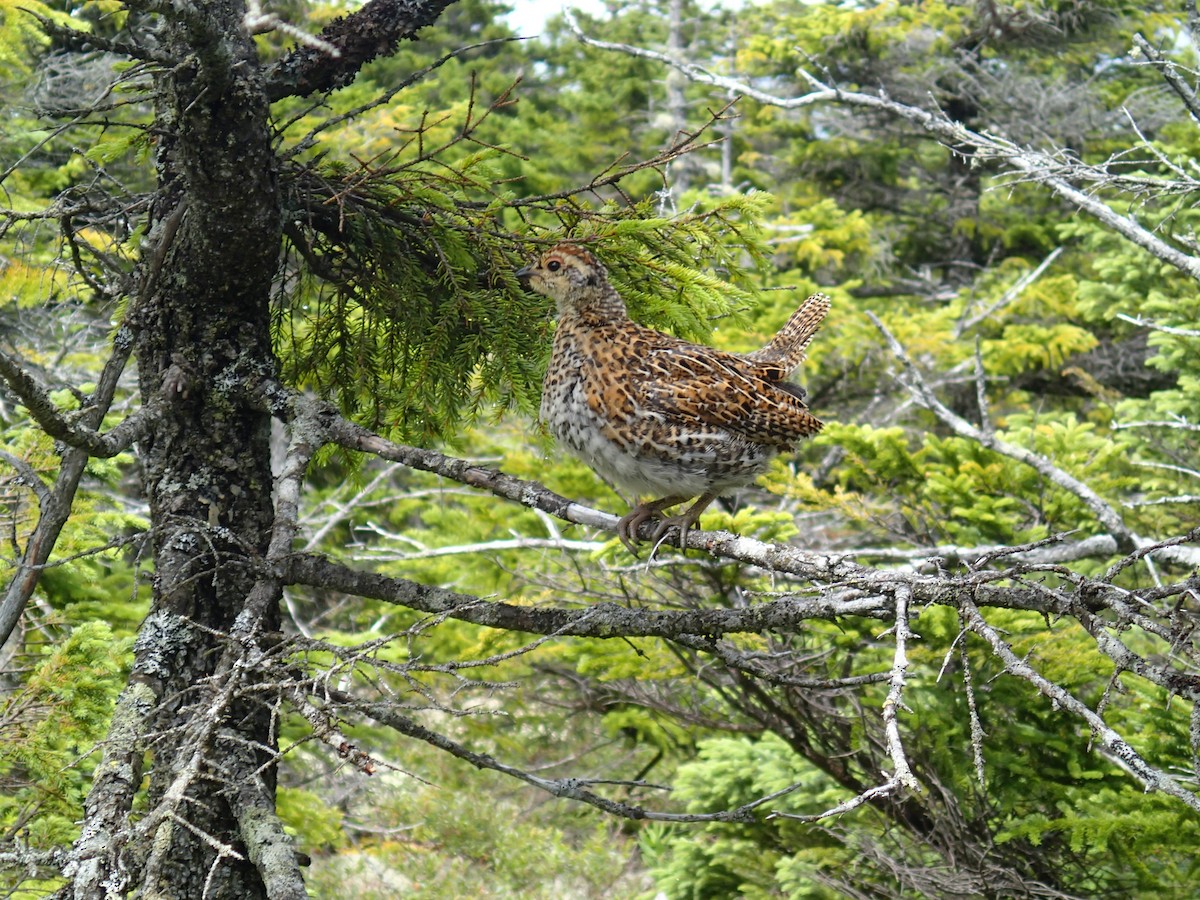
top-left (567, 14), bottom-right (1200, 284)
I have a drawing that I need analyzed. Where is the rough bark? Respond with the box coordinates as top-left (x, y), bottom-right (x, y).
top-left (62, 2), bottom-right (462, 896)
top-left (112, 1), bottom-right (281, 894)
top-left (264, 0), bottom-right (457, 100)
top-left (0, 2), bottom-right (1186, 896)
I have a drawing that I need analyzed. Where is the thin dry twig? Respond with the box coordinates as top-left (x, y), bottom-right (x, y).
top-left (881, 585), bottom-right (920, 792)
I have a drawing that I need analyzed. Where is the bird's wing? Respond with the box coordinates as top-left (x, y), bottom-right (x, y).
top-left (629, 337), bottom-right (823, 447)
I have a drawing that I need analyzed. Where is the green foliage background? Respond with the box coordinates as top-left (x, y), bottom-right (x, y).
top-left (1, 0), bottom-right (1198, 897)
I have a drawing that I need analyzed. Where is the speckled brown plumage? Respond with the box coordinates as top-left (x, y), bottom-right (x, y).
top-left (517, 243), bottom-right (830, 551)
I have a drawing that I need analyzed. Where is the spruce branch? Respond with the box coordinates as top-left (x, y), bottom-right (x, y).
top-left (278, 39), bottom-right (527, 159)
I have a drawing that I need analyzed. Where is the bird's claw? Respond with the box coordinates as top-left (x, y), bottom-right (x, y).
top-left (616, 508), bottom-right (654, 554)
top-left (616, 508), bottom-right (697, 556)
top-left (650, 515), bottom-right (694, 549)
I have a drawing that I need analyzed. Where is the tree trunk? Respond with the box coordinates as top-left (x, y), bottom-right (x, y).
top-left (96, 2), bottom-right (281, 895)
top-left (57, 3), bottom-right (466, 895)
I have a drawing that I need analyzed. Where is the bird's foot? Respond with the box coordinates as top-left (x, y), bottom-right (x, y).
top-left (647, 512), bottom-right (700, 553)
top-left (616, 498), bottom-right (683, 554)
top-left (616, 509), bottom-right (650, 554)
top-left (616, 493), bottom-right (717, 555)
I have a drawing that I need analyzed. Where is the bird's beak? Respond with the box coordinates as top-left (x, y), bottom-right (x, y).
top-left (515, 263), bottom-right (534, 289)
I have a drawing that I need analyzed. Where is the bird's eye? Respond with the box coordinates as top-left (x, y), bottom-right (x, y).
top-left (547, 260), bottom-right (562, 272)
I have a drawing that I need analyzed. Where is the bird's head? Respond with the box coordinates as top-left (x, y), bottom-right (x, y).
top-left (516, 243), bottom-right (625, 317)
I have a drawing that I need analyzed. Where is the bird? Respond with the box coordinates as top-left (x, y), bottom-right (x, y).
top-left (517, 242), bottom-right (830, 552)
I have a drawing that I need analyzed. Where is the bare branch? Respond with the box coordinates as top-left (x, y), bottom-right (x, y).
top-left (284, 551), bottom-right (896, 637)
top-left (1114, 419), bottom-right (1200, 432)
top-left (1132, 33), bottom-right (1200, 125)
top-left (769, 777), bottom-right (904, 823)
top-left (1127, 495), bottom-right (1200, 507)
top-left (282, 546), bottom-right (1200, 713)
top-left (0, 348), bottom-right (149, 458)
top-left (244, 1), bottom-right (340, 57)
top-left (3, 196), bottom-right (185, 650)
top-left (1115, 313), bottom-right (1200, 337)
top-left (958, 595), bottom-right (1200, 813)
top-left (0, 449), bottom-right (51, 507)
top-left (807, 534), bottom-right (1124, 567)
top-left (0, 334), bottom-right (138, 650)
top-left (882, 585), bottom-right (920, 792)
top-left (868, 311), bottom-right (1138, 554)
top-left (296, 391), bottom-right (1177, 574)
top-left (254, 388), bottom-right (1200, 820)
top-left (235, 402), bottom-right (325, 633)
top-left (568, 17), bottom-right (1200, 283)
top-left (957, 623), bottom-right (988, 789)
top-left (264, 0), bottom-right (458, 101)
top-left (357, 535), bottom-right (606, 560)
top-left (262, 390), bottom-right (1200, 623)
top-left (956, 246), bottom-right (1064, 336)
top-left (329, 685), bottom-right (802, 823)
top-left (671, 632), bottom-right (892, 689)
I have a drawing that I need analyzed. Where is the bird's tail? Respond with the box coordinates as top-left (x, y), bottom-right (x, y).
top-left (746, 292), bottom-right (831, 376)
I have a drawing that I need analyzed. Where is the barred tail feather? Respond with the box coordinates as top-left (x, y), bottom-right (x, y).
top-left (746, 292), bottom-right (831, 375)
